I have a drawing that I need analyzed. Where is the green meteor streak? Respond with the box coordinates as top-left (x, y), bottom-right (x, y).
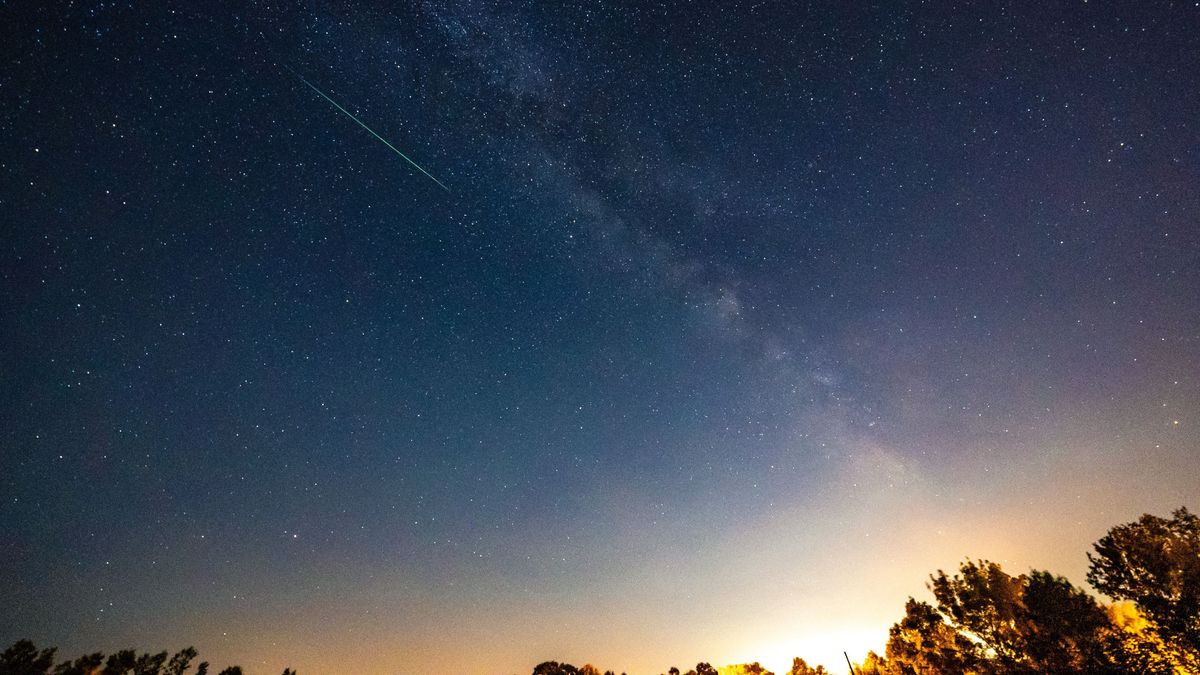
top-left (292, 71), bottom-right (450, 193)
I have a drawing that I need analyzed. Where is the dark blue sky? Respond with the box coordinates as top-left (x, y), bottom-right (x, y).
top-left (2, 2), bottom-right (1198, 673)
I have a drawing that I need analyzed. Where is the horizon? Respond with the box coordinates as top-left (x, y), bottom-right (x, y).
top-left (2, 2), bottom-right (1198, 674)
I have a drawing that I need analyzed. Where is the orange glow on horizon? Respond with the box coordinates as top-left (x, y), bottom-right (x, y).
top-left (724, 627), bottom-right (887, 674)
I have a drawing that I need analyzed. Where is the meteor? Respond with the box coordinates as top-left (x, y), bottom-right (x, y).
top-left (290, 69), bottom-right (450, 192)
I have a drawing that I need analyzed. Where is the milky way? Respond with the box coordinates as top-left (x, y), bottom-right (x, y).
top-left (2, 2), bottom-right (1198, 674)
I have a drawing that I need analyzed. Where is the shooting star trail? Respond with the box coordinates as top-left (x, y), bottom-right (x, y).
top-left (290, 69), bottom-right (450, 192)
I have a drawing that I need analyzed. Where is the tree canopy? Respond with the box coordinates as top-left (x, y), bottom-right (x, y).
top-left (1088, 506), bottom-right (1200, 657)
top-left (0, 644), bottom-right (291, 675)
top-left (863, 507), bottom-right (1200, 674)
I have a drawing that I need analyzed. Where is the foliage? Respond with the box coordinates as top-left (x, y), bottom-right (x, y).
top-left (1088, 507), bottom-right (1200, 658)
top-left (720, 663), bottom-right (773, 675)
top-left (533, 662), bottom-right (580, 675)
top-left (1101, 601), bottom-right (1200, 674)
top-left (858, 507), bottom-right (1197, 675)
top-left (0, 641), bottom-right (56, 675)
top-left (0, 642), bottom-right (292, 675)
top-left (875, 560), bottom-right (1119, 673)
top-left (882, 598), bottom-right (980, 674)
top-left (164, 650), bottom-right (197, 675)
top-left (786, 657), bottom-right (827, 675)
top-left (855, 652), bottom-right (888, 675)
top-left (531, 664), bottom-right (628, 675)
top-left (51, 652), bottom-right (103, 675)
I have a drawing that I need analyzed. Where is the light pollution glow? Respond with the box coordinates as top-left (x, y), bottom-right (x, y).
top-left (156, 433), bottom-right (1192, 675)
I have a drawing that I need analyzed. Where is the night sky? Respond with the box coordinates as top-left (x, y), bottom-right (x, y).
top-left (2, 2), bottom-right (1198, 674)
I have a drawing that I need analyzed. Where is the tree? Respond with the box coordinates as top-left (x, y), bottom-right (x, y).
top-left (884, 598), bottom-right (979, 674)
top-left (1087, 506), bottom-right (1200, 657)
top-left (787, 657), bottom-right (827, 675)
top-left (882, 560), bottom-right (1119, 674)
top-left (1101, 601), bottom-right (1200, 674)
top-left (99, 649), bottom-right (186, 675)
top-left (215, 668), bottom-right (242, 675)
top-left (694, 664), bottom-right (717, 675)
top-left (1018, 571), bottom-right (1113, 670)
top-left (102, 651), bottom-right (137, 675)
top-left (163, 650), bottom-right (196, 675)
top-left (52, 653), bottom-right (103, 675)
top-left (934, 560), bottom-right (1119, 672)
top-left (929, 561), bottom-right (1023, 664)
top-left (723, 664), bottom-right (773, 675)
top-left (854, 652), bottom-right (888, 675)
top-left (0, 640), bottom-right (56, 675)
top-left (131, 652), bottom-right (166, 675)
top-left (532, 663), bottom-right (579, 675)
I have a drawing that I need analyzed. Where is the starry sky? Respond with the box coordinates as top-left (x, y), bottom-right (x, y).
top-left (2, 2), bottom-right (1198, 674)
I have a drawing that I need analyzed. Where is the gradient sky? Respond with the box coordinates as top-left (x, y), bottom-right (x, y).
top-left (2, 2), bottom-right (1198, 674)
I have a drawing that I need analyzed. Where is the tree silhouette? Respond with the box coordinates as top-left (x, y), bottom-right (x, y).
top-left (1018, 571), bottom-right (1113, 670)
top-left (724, 663), bottom-right (773, 675)
top-left (52, 652), bottom-right (103, 675)
top-left (883, 598), bottom-right (978, 674)
top-left (929, 560), bottom-right (1028, 665)
top-left (532, 662), bottom-right (580, 675)
top-left (1088, 506), bottom-right (1200, 658)
top-left (163, 649), bottom-right (196, 675)
top-left (0, 642), bottom-right (249, 675)
top-left (131, 652), bottom-right (167, 675)
top-left (854, 651), bottom-right (888, 675)
top-left (878, 560), bottom-right (1120, 674)
top-left (0, 640), bottom-right (56, 675)
top-left (102, 650), bottom-right (137, 675)
top-left (786, 657), bottom-right (827, 675)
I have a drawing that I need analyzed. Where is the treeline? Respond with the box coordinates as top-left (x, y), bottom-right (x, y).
top-left (534, 507), bottom-right (1200, 675)
top-left (3, 508), bottom-right (1196, 675)
top-left (0, 644), bottom-right (296, 675)
top-left (530, 661), bottom-right (817, 675)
